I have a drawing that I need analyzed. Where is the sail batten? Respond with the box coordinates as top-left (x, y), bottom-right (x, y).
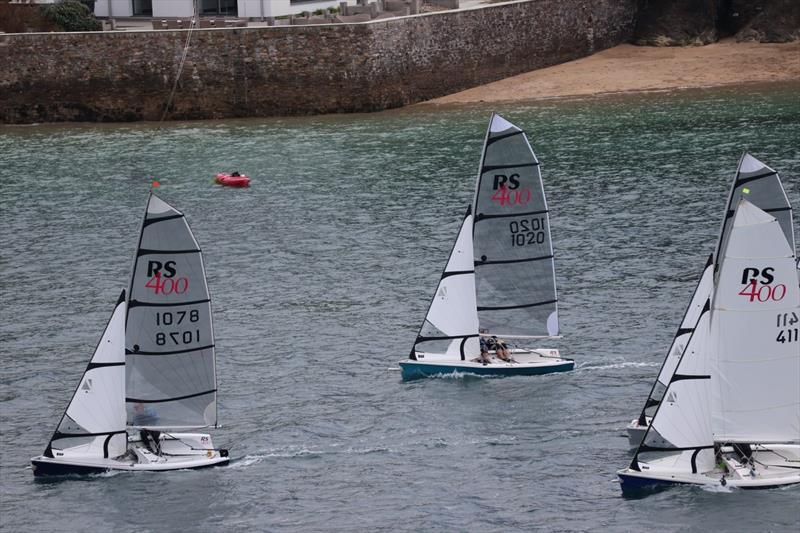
top-left (472, 114), bottom-right (558, 338)
top-left (126, 193), bottom-right (217, 431)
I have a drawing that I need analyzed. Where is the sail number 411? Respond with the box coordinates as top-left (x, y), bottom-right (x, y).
top-left (776, 312), bottom-right (798, 344)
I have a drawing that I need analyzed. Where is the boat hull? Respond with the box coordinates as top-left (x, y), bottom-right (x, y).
top-left (618, 444), bottom-right (800, 494)
top-left (31, 432), bottom-right (229, 477)
top-left (399, 350), bottom-right (574, 380)
top-left (625, 417), bottom-right (650, 447)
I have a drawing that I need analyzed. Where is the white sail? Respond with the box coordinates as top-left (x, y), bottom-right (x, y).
top-left (656, 256), bottom-right (715, 388)
top-left (126, 193), bottom-right (217, 430)
top-left (472, 114), bottom-right (558, 338)
top-left (45, 292), bottom-right (128, 459)
top-left (632, 300), bottom-right (716, 474)
top-left (710, 200), bottom-right (800, 443)
top-left (411, 208), bottom-right (480, 360)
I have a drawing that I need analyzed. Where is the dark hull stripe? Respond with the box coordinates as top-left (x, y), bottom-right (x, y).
top-left (481, 162), bottom-right (538, 172)
top-left (440, 270), bottom-right (474, 280)
top-left (478, 299), bottom-right (557, 311)
top-left (129, 298), bottom-right (210, 309)
top-left (137, 248), bottom-right (200, 257)
top-left (127, 344), bottom-right (215, 356)
top-left (86, 362), bottom-right (125, 371)
top-left (475, 208), bottom-right (548, 221)
top-left (674, 327), bottom-right (693, 337)
top-left (143, 213), bottom-right (184, 228)
top-left (127, 389), bottom-right (216, 404)
top-left (475, 254), bottom-right (552, 267)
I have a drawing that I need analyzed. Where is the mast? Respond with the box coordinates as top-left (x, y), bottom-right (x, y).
top-left (410, 206), bottom-right (480, 360)
top-left (471, 114), bottom-right (559, 338)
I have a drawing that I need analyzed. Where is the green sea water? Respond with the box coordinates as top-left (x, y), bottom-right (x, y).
top-left (1, 83), bottom-right (799, 532)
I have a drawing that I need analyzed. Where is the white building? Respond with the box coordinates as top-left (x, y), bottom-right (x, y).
top-left (94, 1), bottom-right (359, 19)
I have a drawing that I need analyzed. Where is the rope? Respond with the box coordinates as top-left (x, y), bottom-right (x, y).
top-left (158, 0), bottom-right (199, 127)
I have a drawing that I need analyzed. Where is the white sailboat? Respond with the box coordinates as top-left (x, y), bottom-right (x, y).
top-left (31, 192), bottom-right (229, 476)
top-left (618, 199), bottom-right (800, 492)
top-left (399, 114), bottom-right (573, 379)
top-left (626, 153), bottom-right (797, 446)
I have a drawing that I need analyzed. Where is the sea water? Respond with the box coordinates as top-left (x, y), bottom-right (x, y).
top-left (1, 83), bottom-right (799, 532)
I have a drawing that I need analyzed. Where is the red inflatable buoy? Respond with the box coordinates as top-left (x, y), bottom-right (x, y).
top-left (215, 172), bottom-right (250, 188)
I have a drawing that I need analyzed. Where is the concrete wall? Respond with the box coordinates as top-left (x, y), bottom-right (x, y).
top-left (0, 0), bottom-right (637, 124)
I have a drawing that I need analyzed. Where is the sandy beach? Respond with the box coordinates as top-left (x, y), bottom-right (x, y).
top-left (424, 40), bottom-right (800, 104)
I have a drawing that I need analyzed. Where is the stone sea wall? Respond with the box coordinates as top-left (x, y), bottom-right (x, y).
top-left (0, 0), bottom-right (637, 124)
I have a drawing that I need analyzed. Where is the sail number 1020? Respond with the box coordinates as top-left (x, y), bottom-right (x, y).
top-left (510, 217), bottom-right (546, 247)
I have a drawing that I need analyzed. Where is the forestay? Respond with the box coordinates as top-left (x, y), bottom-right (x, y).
top-left (710, 200), bottom-right (800, 444)
top-left (472, 114), bottom-right (558, 338)
top-left (126, 193), bottom-right (217, 430)
top-left (411, 208), bottom-right (480, 359)
top-left (45, 292), bottom-right (128, 459)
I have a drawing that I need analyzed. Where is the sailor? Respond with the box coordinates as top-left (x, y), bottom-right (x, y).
top-left (477, 336), bottom-right (491, 364)
top-left (133, 402), bottom-right (162, 455)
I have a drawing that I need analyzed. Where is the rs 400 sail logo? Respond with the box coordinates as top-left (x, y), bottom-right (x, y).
top-left (737, 267), bottom-right (786, 302)
top-left (145, 260), bottom-right (189, 295)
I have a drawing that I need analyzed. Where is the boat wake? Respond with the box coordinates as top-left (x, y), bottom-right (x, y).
top-left (575, 361), bottom-right (660, 372)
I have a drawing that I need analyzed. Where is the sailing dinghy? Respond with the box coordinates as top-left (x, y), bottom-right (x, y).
top-left (618, 199), bottom-right (800, 492)
top-left (31, 193), bottom-right (229, 476)
top-left (399, 114), bottom-right (573, 379)
top-left (625, 154), bottom-right (797, 446)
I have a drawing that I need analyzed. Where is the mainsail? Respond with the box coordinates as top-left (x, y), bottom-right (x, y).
top-left (710, 200), bottom-right (800, 443)
top-left (411, 208), bottom-right (480, 360)
top-left (44, 292), bottom-right (128, 459)
top-left (126, 193), bottom-right (217, 430)
top-left (472, 114), bottom-right (558, 338)
top-left (714, 153), bottom-right (795, 275)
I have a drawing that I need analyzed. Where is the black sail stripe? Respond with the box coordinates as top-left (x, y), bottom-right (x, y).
top-left (416, 334), bottom-right (479, 343)
top-left (143, 213), bottom-right (184, 228)
top-left (475, 254), bottom-right (553, 266)
top-left (128, 298), bottom-right (211, 308)
top-left (126, 344), bottom-right (215, 356)
top-left (486, 130), bottom-right (523, 145)
top-left (137, 248), bottom-right (200, 257)
top-left (481, 162), bottom-right (539, 172)
top-left (735, 170), bottom-right (777, 186)
top-left (52, 429), bottom-right (126, 439)
top-left (478, 299), bottom-right (557, 311)
top-left (475, 209), bottom-right (548, 221)
top-left (726, 205), bottom-right (791, 219)
top-left (440, 270), bottom-right (474, 279)
top-left (86, 362), bottom-right (125, 371)
top-left (670, 374), bottom-right (711, 383)
top-left (127, 389), bottom-right (216, 404)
